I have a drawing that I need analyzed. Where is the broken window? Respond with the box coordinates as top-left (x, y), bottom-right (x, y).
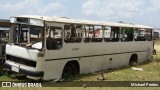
top-left (10, 24), bottom-right (44, 50)
top-left (64, 24), bottom-right (82, 43)
top-left (146, 29), bottom-right (152, 41)
top-left (82, 25), bottom-right (103, 43)
top-left (104, 27), bottom-right (120, 42)
top-left (134, 29), bottom-right (146, 41)
top-left (104, 26), bottom-right (111, 42)
top-left (46, 26), bottom-right (63, 50)
top-left (121, 28), bottom-right (134, 42)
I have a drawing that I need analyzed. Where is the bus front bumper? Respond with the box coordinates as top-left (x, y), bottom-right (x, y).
top-left (4, 63), bottom-right (44, 77)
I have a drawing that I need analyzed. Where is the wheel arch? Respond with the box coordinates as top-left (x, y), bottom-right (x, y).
top-left (129, 54), bottom-right (138, 65)
top-left (62, 60), bottom-right (80, 77)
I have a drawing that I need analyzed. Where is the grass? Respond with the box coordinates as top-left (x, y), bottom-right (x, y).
top-left (155, 40), bottom-right (160, 45)
top-left (61, 60), bottom-right (160, 82)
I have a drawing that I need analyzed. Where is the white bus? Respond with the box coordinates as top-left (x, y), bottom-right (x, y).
top-left (5, 15), bottom-right (153, 81)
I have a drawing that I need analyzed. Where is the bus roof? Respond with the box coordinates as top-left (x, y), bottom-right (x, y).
top-left (14, 15), bottom-right (153, 29)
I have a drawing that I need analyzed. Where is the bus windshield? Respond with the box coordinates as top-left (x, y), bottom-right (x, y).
top-left (10, 24), bottom-right (44, 50)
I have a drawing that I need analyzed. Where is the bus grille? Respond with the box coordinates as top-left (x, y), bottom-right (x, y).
top-left (6, 55), bottom-right (36, 67)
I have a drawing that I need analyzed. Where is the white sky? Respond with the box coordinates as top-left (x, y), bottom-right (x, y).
top-left (0, 0), bottom-right (159, 28)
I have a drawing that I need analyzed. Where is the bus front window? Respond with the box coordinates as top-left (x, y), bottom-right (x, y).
top-left (11, 24), bottom-right (44, 50)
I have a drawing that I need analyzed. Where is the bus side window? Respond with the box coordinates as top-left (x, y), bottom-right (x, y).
top-left (146, 29), bottom-right (152, 41)
top-left (82, 25), bottom-right (103, 43)
top-left (92, 26), bottom-right (103, 42)
top-left (134, 29), bottom-right (139, 41)
top-left (134, 29), bottom-right (147, 41)
top-left (105, 27), bottom-right (120, 42)
top-left (82, 25), bottom-right (90, 43)
top-left (103, 27), bottom-right (111, 42)
top-left (76, 24), bottom-right (83, 42)
top-left (46, 26), bottom-right (63, 50)
top-left (121, 28), bottom-right (134, 42)
top-left (64, 24), bottom-right (82, 43)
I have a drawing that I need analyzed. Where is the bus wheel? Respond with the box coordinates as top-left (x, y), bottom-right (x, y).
top-left (130, 62), bottom-right (137, 66)
top-left (129, 54), bottom-right (138, 66)
top-left (62, 62), bottom-right (78, 78)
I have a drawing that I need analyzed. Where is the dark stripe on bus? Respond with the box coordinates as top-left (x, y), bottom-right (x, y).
top-left (45, 50), bottom-right (147, 61)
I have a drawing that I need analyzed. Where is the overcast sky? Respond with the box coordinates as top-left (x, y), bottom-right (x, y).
top-left (0, 0), bottom-right (159, 28)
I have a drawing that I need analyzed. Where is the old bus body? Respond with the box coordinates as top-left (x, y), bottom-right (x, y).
top-left (5, 15), bottom-right (153, 81)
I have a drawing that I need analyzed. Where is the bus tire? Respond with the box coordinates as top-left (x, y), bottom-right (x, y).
top-left (129, 54), bottom-right (138, 66)
top-left (130, 62), bottom-right (137, 66)
top-left (62, 61), bottom-right (79, 78)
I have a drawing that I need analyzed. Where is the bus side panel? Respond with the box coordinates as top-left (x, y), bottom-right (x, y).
top-left (79, 53), bottom-right (131, 74)
top-left (79, 56), bottom-right (108, 74)
top-left (42, 41), bottom-right (152, 80)
top-left (43, 58), bottom-right (79, 81)
top-left (138, 51), bottom-right (150, 63)
top-left (43, 60), bottom-right (65, 80)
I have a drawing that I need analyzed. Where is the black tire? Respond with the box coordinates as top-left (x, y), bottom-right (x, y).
top-left (70, 63), bottom-right (78, 75)
top-left (129, 54), bottom-right (138, 66)
top-left (129, 61), bottom-right (137, 66)
top-left (62, 62), bottom-right (78, 78)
